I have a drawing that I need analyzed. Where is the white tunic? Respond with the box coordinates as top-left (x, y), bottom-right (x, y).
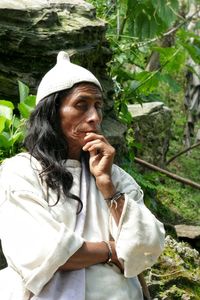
top-left (0, 153), bottom-right (165, 299)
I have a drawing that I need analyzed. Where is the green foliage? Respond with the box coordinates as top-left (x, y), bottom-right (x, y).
top-left (156, 184), bottom-right (200, 226)
top-left (177, 29), bottom-right (200, 64)
top-left (88, 0), bottom-right (200, 130)
top-left (125, 0), bottom-right (179, 39)
top-left (88, 1), bottom-right (200, 209)
top-left (0, 81), bottom-right (36, 162)
top-left (122, 159), bottom-right (158, 193)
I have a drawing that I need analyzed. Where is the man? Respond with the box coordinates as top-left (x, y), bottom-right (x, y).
top-left (0, 51), bottom-right (165, 299)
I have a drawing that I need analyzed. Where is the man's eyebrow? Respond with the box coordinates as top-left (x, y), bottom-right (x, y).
top-left (76, 95), bottom-right (103, 101)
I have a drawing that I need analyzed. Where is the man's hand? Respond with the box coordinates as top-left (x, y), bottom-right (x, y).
top-left (82, 132), bottom-right (115, 180)
top-left (83, 132), bottom-right (125, 225)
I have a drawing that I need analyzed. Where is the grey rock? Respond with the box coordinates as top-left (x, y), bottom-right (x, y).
top-left (0, 0), bottom-right (92, 10)
top-left (128, 102), bottom-right (172, 167)
top-left (128, 101), bottom-right (165, 117)
top-left (0, 0), bottom-right (108, 101)
top-left (175, 224), bottom-right (200, 240)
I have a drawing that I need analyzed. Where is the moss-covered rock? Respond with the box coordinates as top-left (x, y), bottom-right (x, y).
top-left (146, 235), bottom-right (200, 299)
top-left (0, 0), bottom-right (107, 99)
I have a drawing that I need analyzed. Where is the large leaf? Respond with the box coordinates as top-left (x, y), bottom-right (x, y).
top-left (0, 116), bottom-right (6, 133)
top-left (118, 102), bottom-right (133, 124)
top-left (18, 80), bottom-right (30, 103)
top-left (181, 42), bottom-right (200, 64)
top-left (134, 70), bottom-right (160, 94)
top-left (0, 130), bottom-right (23, 149)
top-left (18, 102), bottom-right (34, 119)
top-left (127, 5), bottom-right (164, 39)
top-left (126, 0), bottom-right (179, 39)
top-left (151, 0), bottom-right (179, 27)
top-left (18, 95), bottom-right (36, 118)
top-left (12, 116), bottom-right (21, 131)
top-left (153, 46), bottom-right (186, 73)
top-left (0, 132), bottom-right (10, 148)
top-left (24, 95), bottom-right (36, 107)
top-left (0, 100), bottom-right (14, 120)
top-left (177, 29), bottom-right (200, 43)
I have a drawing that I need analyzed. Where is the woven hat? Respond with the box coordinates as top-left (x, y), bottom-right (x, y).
top-left (36, 51), bottom-right (102, 104)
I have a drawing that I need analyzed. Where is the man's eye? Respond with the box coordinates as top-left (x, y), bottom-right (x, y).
top-left (76, 103), bottom-right (88, 110)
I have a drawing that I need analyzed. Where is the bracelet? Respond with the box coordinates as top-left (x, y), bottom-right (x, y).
top-left (105, 191), bottom-right (124, 209)
top-left (102, 241), bottom-right (112, 263)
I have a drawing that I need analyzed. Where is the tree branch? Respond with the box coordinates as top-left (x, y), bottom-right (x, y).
top-left (134, 157), bottom-right (200, 190)
top-left (166, 141), bottom-right (200, 165)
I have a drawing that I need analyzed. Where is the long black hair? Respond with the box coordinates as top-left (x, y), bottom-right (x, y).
top-left (24, 89), bottom-right (83, 211)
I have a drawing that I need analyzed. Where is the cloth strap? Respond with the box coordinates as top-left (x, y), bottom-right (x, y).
top-left (32, 159), bottom-right (89, 300)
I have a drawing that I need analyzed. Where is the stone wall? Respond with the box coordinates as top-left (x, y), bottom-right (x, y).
top-left (128, 102), bottom-right (172, 167)
top-left (0, 0), bottom-right (108, 99)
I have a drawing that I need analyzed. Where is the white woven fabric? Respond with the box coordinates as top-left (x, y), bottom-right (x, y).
top-left (31, 159), bottom-right (89, 300)
top-left (36, 51), bottom-right (102, 104)
top-left (0, 154), bottom-right (165, 299)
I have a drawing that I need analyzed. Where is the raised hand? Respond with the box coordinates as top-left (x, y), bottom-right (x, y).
top-left (82, 132), bottom-right (115, 178)
top-left (82, 132), bottom-right (116, 198)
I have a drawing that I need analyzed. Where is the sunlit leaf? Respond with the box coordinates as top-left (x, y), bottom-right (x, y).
top-left (0, 116), bottom-right (6, 133)
top-left (177, 29), bottom-right (200, 42)
top-left (24, 95), bottom-right (36, 107)
top-left (18, 80), bottom-right (29, 103)
top-left (0, 100), bottom-right (14, 120)
top-left (18, 102), bottom-right (34, 119)
top-left (153, 47), bottom-right (186, 73)
top-left (181, 42), bottom-right (200, 64)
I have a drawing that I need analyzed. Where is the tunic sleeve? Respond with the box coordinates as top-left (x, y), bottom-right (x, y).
top-left (0, 155), bottom-right (84, 295)
top-left (109, 165), bottom-right (165, 278)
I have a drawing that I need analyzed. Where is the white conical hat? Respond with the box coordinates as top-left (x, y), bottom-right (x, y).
top-left (36, 51), bottom-right (102, 104)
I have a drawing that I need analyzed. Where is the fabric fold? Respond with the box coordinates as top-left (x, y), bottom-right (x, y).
top-left (33, 158), bottom-right (89, 299)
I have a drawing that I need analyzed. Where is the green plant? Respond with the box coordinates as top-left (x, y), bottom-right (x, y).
top-left (89, 0), bottom-right (200, 125)
top-left (0, 81), bottom-right (36, 162)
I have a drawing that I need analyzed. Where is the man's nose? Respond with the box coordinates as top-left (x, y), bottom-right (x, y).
top-left (87, 107), bottom-right (102, 123)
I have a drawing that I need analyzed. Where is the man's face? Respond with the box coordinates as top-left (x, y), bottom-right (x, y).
top-left (59, 83), bottom-right (103, 159)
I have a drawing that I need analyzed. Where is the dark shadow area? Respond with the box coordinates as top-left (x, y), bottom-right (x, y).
top-left (0, 240), bottom-right (7, 270)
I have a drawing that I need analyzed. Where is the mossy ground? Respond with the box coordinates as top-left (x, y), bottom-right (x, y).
top-left (123, 84), bottom-right (200, 299)
top-left (155, 86), bottom-right (200, 226)
top-left (146, 87), bottom-right (200, 299)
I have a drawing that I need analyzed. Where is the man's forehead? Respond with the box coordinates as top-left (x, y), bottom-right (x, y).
top-left (71, 83), bottom-right (103, 99)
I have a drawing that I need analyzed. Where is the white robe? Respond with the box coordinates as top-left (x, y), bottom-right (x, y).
top-left (0, 153), bottom-right (165, 299)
